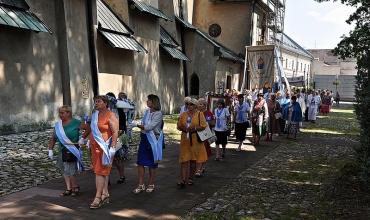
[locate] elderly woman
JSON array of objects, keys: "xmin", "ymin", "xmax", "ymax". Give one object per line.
[
  {"xmin": 129, "ymin": 94, "xmax": 164, "ymax": 193},
  {"xmin": 283, "ymin": 96, "xmax": 302, "ymax": 140},
  {"xmin": 214, "ymin": 99, "xmax": 231, "ymax": 160},
  {"xmin": 265, "ymin": 93, "xmax": 281, "ymax": 141},
  {"xmin": 177, "ymin": 98, "xmax": 207, "ymax": 186},
  {"xmin": 250, "ymin": 92, "xmax": 268, "ymax": 146},
  {"xmin": 48, "ymin": 105, "xmax": 90, "ymax": 197},
  {"xmin": 195, "ymin": 98, "xmax": 215, "ymax": 177},
  {"xmin": 89, "ymin": 95, "xmax": 119, "ymax": 209},
  {"xmin": 233, "ymin": 94, "xmax": 250, "ymax": 151},
  {"xmin": 179, "ymin": 96, "xmax": 191, "ymax": 118}
]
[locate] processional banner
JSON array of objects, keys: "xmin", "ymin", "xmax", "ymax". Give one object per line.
[{"xmin": 247, "ymin": 45, "xmax": 275, "ymax": 90}]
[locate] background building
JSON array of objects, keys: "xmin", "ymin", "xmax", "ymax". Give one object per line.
[{"xmin": 308, "ymin": 49, "xmax": 356, "ymax": 100}]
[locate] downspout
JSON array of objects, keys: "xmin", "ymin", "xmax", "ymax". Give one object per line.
[
  {"xmin": 179, "ymin": 0, "xmax": 189, "ymax": 96},
  {"xmin": 249, "ymin": 0, "xmax": 255, "ymax": 46},
  {"xmin": 86, "ymin": 0, "xmax": 99, "ymax": 96}
]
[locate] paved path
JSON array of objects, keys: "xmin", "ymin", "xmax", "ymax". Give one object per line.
[{"xmin": 0, "ymin": 129, "xmax": 285, "ymax": 220}]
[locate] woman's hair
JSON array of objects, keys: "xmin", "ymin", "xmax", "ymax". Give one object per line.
[
  {"xmin": 59, "ymin": 105, "xmax": 72, "ymax": 116},
  {"xmin": 148, "ymin": 94, "xmax": 161, "ymax": 111},
  {"xmin": 94, "ymin": 95, "xmax": 108, "ymax": 107},
  {"xmin": 216, "ymin": 98, "xmax": 226, "ymax": 108},
  {"xmin": 106, "ymin": 92, "xmax": 116, "ymax": 98},
  {"xmin": 237, "ymin": 94, "xmax": 244, "ymax": 99},
  {"xmin": 189, "ymin": 98, "xmax": 199, "ymax": 107},
  {"xmin": 270, "ymin": 93, "xmax": 276, "ymax": 99},
  {"xmin": 198, "ymin": 98, "xmax": 206, "ymax": 106},
  {"xmin": 291, "ymin": 96, "xmax": 297, "ymax": 100},
  {"xmin": 183, "ymin": 96, "xmax": 191, "ymax": 104}
]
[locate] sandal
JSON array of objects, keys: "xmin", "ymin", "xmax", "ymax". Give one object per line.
[
  {"xmin": 133, "ymin": 184, "xmax": 146, "ymax": 193},
  {"xmin": 177, "ymin": 180, "xmax": 186, "ymax": 187},
  {"xmin": 195, "ymin": 170, "xmax": 202, "ymax": 177},
  {"xmin": 214, "ymin": 157, "xmax": 220, "ymax": 161},
  {"xmin": 117, "ymin": 176, "xmax": 126, "ymax": 184},
  {"xmin": 220, "ymin": 154, "xmax": 225, "ymax": 159},
  {"xmin": 201, "ymin": 167, "xmax": 205, "ymax": 173},
  {"xmin": 146, "ymin": 184, "xmax": 155, "ymax": 193},
  {"xmin": 60, "ymin": 189, "xmax": 72, "ymax": 197},
  {"xmin": 90, "ymin": 197, "xmax": 102, "ymax": 209},
  {"xmin": 102, "ymin": 194, "xmax": 110, "ymax": 204},
  {"xmin": 187, "ymin": 178, "xmax": 194, "ymax": 186},
  {"xmin": 71, "ymin": 186, "xmax": 80, "ymax": 197}
]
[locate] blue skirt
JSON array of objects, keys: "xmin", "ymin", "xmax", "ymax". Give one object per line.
[{"xmin": 137, "ymin": 133, "xmax": 158, "ymax": 168}]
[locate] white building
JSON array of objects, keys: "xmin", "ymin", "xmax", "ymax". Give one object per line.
[{"xmin": 308, "ymin": 49, "xmax": 356, "ymax": 101}]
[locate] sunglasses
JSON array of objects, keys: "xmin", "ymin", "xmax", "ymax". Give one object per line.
[{"xmin": 186, "ymin": 103, "xmax": 195, "ymax": 106}]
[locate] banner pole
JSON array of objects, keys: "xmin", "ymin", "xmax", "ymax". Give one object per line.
[{"xmin": 240, "ymin": 46, "xmax": 248, "ymax": 93}]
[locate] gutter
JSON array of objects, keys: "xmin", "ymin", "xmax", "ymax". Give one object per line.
[
  {"xmin": 179, "ymin": 0, "xmax": 189, "ymax": 96},
  {"xmin": 249, "ymin": 0, "xmax": 255, "ymax": 46},
  {"xmin": 86, "ymin": 0, "xmax": 99, "ymax": 96}
]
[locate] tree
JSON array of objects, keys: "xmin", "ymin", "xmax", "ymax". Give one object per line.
[{"xmin": 315, "ymin": 0, "xmax": 370, "ymax": 183}]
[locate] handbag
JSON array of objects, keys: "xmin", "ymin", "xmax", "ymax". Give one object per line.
[
  {"xmin": 274, "ymin": 112, "xmax": 283, "ymax": 119},
  {"xmin": 62, "ymin": 146, "xmax": 78, "ymax": 162},
  {"xmin": 196, "ymin": 112, "xmax": 216, "ymax": 142},
  {"xmin": 197, "ymin": 123, "xmax": 215, "ymax": 141},
  {"xmin": 207, "ymin": 132, "xmax": 217, "ymax": 145},
  {"xmin": 274, "ymin": 102, "xmax": 282, "ymax": 119}
]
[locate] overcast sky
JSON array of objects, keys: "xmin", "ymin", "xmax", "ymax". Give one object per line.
[{"xmin": 284, "ymin": 0, "xmax": 356, "ymax": 50}]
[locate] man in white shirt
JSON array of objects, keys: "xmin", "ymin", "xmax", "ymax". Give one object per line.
[{"xmin": 308, "ymin": 90, "xmax": 321, "ymax": 123}]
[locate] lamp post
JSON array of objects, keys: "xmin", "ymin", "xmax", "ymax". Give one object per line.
[{"xmin": 335, "ymin": 74, "xmax": 338, "ymax": 94}]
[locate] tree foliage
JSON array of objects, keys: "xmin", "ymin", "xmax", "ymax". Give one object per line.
[{"xmin": 314, "ymin": 0, "xmax": 370, "ymax": 183}]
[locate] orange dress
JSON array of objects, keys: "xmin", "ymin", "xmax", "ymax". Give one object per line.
[
  {"xmin": 178, "ymin": 110, "xmax": 208, "ymax": 163},
  {"xmin": 90, "ymin": 111, "xmax": 114, "ymax": 176}
]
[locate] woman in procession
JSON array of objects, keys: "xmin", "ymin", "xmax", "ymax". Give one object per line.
[
  {"xmin": 129, "ymin": 94, "xmax": 164, "ymax": 193},
  {"xmin": 195, "ymin": 98, "xmax": 215, "ymax": 177},
  {"xmin": 233, "ymin": 94, "xmax": 250, "ymax": 151},
  {"xmin": 48, "ymin": 105, "xmax": 90, "ymax": 197},
  {"xmin": 89, "ymin": 95, "xmax": 119, "ymax": 209},
  {"xmin": 213, "ymin": 99, "xmax": 231, "ymax": 161},
  {"xmin": 250, "ymin": 92, "xmax": 268, "ymax": 146},
  {"xmin": 177, "ymin": 98, "xmax": 207, "ymax": 186}
]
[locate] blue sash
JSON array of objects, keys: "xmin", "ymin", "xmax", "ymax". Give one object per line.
[
  {"xmin": 55, "ymin": 120, "xmax": 85, "ymax": 171},
  {"xmin": 91, "ymin": 111, "xmax": 112, "ymax": 167},
  {"xmin": 238, "ymin": 104, "xmax": 246, "ymax": 121},
  {"xmin": 143, "ymin": 109, "xmax": 164, "ymax": 163},
  {"xmin": 216, "ymin": 108, "xmax": 224, "ymax": 128}
]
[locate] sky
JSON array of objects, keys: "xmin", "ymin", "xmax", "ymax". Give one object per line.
[{"xmin": 284, "ymin": 0, "xmax": 356, "ymax": 50}]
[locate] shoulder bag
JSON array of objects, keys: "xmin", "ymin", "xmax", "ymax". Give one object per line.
[
  {"xmin": 274, "ymin": 102, "xmax": 283, "ymax": 119},
  {"xmin": 62, "ymin": 145, "xmax": 78, "ymax": 162},
  {"xmin": 196, "ymin": 112, "xmax": 215, "ymax": 141}
]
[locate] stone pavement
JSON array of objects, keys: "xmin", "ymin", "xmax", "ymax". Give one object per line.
[{"xmin": 0, "ymin": 128, "xmax": 286, "ymax": 220}]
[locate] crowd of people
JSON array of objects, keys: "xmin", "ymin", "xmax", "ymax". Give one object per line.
[{"xmin": 47, "ymin": 87, "xmax": 339, "ymax": 209}]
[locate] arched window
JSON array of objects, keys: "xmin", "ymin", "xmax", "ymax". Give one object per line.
[{"xmin": 190, "ymin": 73, "xmax": 199, "ymax": 96}]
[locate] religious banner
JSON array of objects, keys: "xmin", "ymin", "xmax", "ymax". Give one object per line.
[{"xmin": 247, "ymin": 45, "xmax": 275, "ymax": 90}]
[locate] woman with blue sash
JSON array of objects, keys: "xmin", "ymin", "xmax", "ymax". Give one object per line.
[
  {"xmin": 48, "ymin": 105, "xmax": 90, "ymax": 197},
  {"xmin": 89, "ymin": 95, "xmax": 119, "ymax": 209},
  {"xmin": 283, "ymin": 96, "xmax": 302, "ymax": 140},
  {"xmin": 128, "ymin": 94, "xmax": 164, "ymax": 193}
]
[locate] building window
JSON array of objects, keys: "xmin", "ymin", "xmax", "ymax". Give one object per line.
[
  {"xmin": 190, "ymin": 73, "xmax": 199, "ymax": 96},
  {"xmin": 226, "ymin": 75, "xmax": 231, "ymax": 90}
]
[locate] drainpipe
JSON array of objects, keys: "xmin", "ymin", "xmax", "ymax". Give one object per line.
[
  {"xmin": 249, "ymin": 0, "xmax": 255, "ymax": 46},
  {"xmin": 179, "ymin": 0, "xmax": 189, "ymax": 96},
  {"xmin": 86, "ymin": 0, "xmax": 99, "ymax": 96}
]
